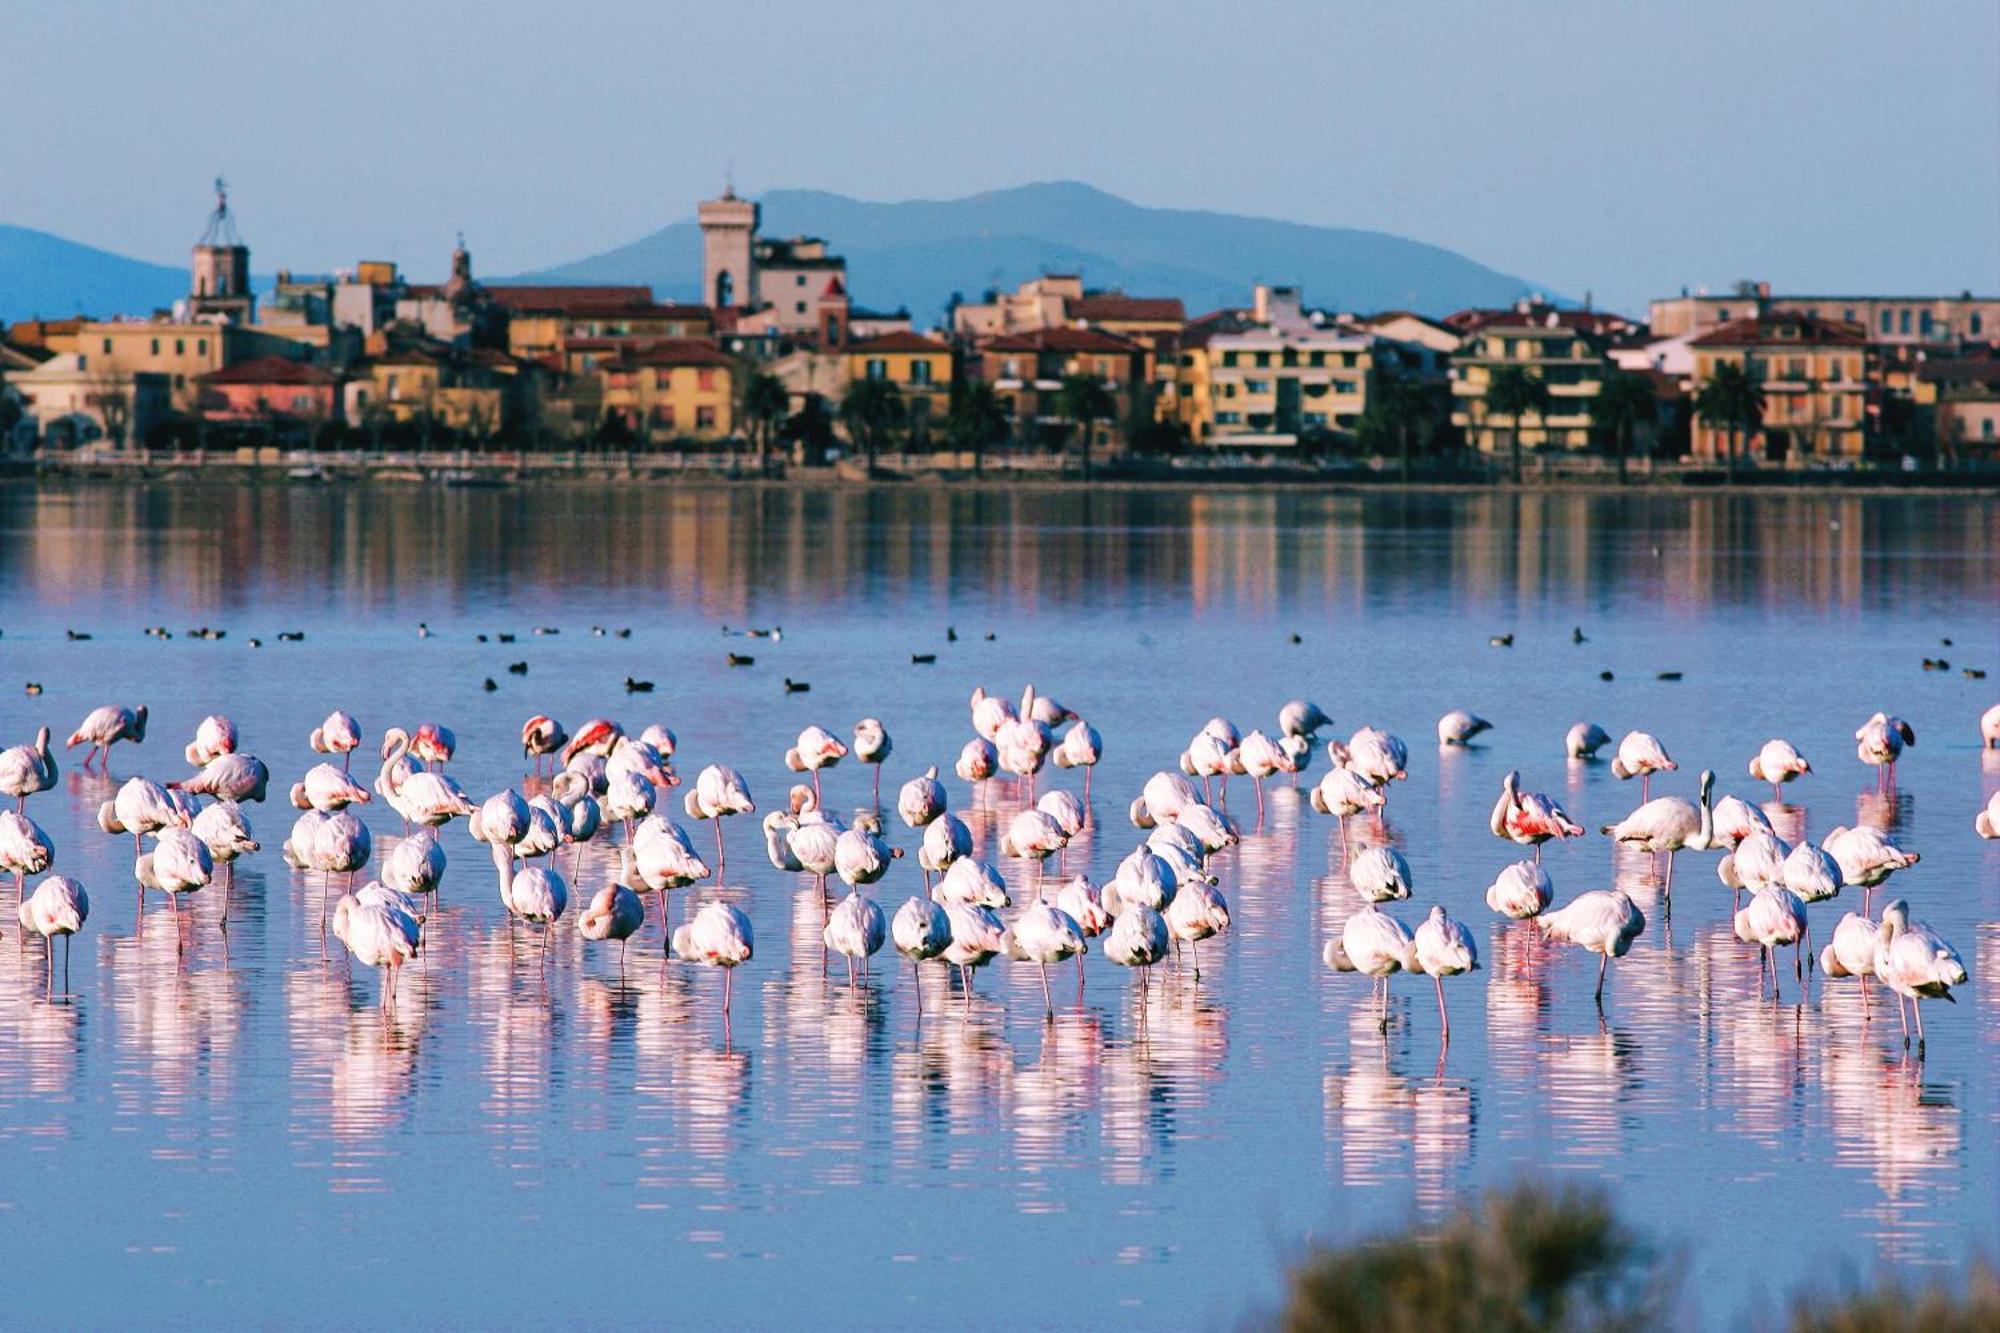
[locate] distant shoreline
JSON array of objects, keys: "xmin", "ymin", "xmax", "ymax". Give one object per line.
[{"xmin": 5, "ymin": 456, "xmax": 1999, "ymax": 498}]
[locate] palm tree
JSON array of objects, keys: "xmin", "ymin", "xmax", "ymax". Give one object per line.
[
  {"xmin": 1056, "ymin": 373, "xmax": 1116, "ymax": 480},
  {"xmin": 1591, "ymin": 372, "xmax": 1658, "ymax": 485},
  {"xmin": 946, "ymin": 380, "xmax": 1011, "ymax": 476},
  {"xmin": 741, "ymin": 371, "xmax": 789, "ymax": 474},
  {"xmin": 1484, "ymin": 365, "xmax": 1552, "ymax": 484},
  {"xmin": 1694, "ymin": 361, "xmax": 1763, "ymax": 483},
  {"xmin": 839, "ymin": 377, "xmax": 902, "ymax": 472},
  {"xmin": 1375, "ymin": 374, "xmax": 1439, "ymax": 482}
]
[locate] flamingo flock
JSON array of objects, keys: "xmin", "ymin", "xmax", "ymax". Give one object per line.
[{"xmin": 0, "ymin": 681, "xmax": 1986, "ymax": 1063}]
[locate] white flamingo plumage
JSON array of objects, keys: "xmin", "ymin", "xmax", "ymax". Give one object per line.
[
  {"xmin": 1103, "ymin": 902, "xmax": 1171, "ymax": 1007},
  {"xmin": 331, "ymin": 891, "xmax": 420, "ymax": 1006},
  {"xmin": 1236, "ymin": 729, "xmax": 1295, "ymax": 820},
  {"xmin": 940, "ymin": 902, "xmax": 1006, "ymax": 1004},
  {"xmin": 0, "ymin": 810, "xmax": 55, "ymax": 907},
  {"xmin": 19, "ymin": 874, "xmax": 88, "ymax": 991},
  {"xmin": 309, "ymin": 710, "xmax": 363, "ymax": 771},
  {"xmin": 1821, "ymin": 824, "xmax": 1920, "ymax": 914},
  {"xmin": 824, "ymin": 890, "xmax": 887, "ymax": 986},
  {"xmin": 1854, "ymin": 712, "xmax": 1915, "ymax": 786},
  {"xmin": 969, "ymin": 687, "xmax": 1017, "ymax": 743},
  {"xmin": 1819, "ymin": 910, "xmax": 1878, "ymax": 982},
  {"xmin": 1734, "ymin": 885, "xmax": 1808, "ymax": 996},
  {"xmin": 1163, "ymin": 881, "xmax": 1229, "ymax": 980},
  {"xmin": 183, "ymin": 714, "xmax": 238, "ymax": 767},
  {"xmin": 672, "ymin": 900, "xmax": 754, "ymax": 1015},
  {"xmin": 520, "ymin": 715, "xmax": 568, "ymax": 774},
  {"xmin": 1000, "ymin": 808, "xmax": 1068, "ymax": 894},
  {"xmin": 1413, "ymin": 904, "xmax": 1479, "ymax": 1039},
  {"xmin": 1747, "ymin": 738, "xmax": 1811, "ymax": 802},
  {"xmin": 176, "ymin": 752, "xmax": 271, "ymax": 804},
  {"xmin": 190, "ymin": 799, "xmax": 258, "ymax": 924},
  {"xmin": 1348, "ymin": 845, "xmax": 1412, "ymax": 903},
  {"xmin": 0, "ymin": 726, "xmax": 57, "ymax": 812},
  {"xmin": 1006, "ymin": 900, "xmax": 1087, "ymax": 1014},
  {"xmin": 382, "ymin": 828, "xmax": 447, "ymax": 902},
  {"xmin": 1323, "ymin": 902, "xmax": 1419, "ymax": 1032},
  {"xmin": 891, "ymin": 895, "xmax": 952, "ymax": 1014},
  {"xmin": 1490, "ymin": 770, "xmax": 1584, "ymax": 862},
  {"xmin": 290, "ymin": 762, "xmax": 371, "ymax": 813},
  {"xmin": 784, "ymin": 725, "xmax": 847, "ymax": 804},
  {"xmin": 1436, "ymin": 710, "xmax": 1492, "ymax": 748},
  {"xmin": 67, "ymin": 704, "xmax": 147, "ymax": 771},
  {"xmin": 98, "ymin": 776, "xmax": 187, "ymax": 856},
  {"xmin": 1871, "ymin": 899, "xmax": 1966, "ymax": 1052},
  {"xmin": 1601, "ymin": 768, "xmax": 1715, "ymax": 908},
  {"xmin": 897, "ymin": 767, "xmax": 947, "ymax": 829},
  {"xmin": 1980, "ymin": 702, "xmax": 2000, "ymax": 749},
  {"xmin": 851, "ymin": 718, "xmax": 892, "ymax": 810},
  {"xmin": 1610, "ymin": 730, "xmax": 1675, "ymax": 801},
  {"xmin": 504, "ymin": 865, "xmax": 569, "ymax": 970},
  {"xmin": 684, "ymin": 764, "xmax": 755, "ymax": 874},
  {"xmin": 1310, "ymin": 767, "xmax": 1385, "ymax": 859},
  {"xmin": 934, "ymin": 856, "xmax": 1010, "ymax": 909},
  {"xmin": 1537, "ymin": 889, "xmax": 1645, "ymax": 1003},
  {"xmin": 1565, "ymin": 722, "xmax": 1612, "ymax": 761},
  {"xmin": 1050, "ymin": 720, "xmax": 1103, "ymax": 809},
  {"xmin": 1977, "ymin": 791, "xmax": 2000, "ymax": 839},
  {"xmin": 1485, "ymin": 859, "xmax": 1554, "ymax": 920}
]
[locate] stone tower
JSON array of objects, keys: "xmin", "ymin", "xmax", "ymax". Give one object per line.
[
  {"xmin": 698, "ymin": 185, "xmax": 758, "ymax": 310},
  {"xmin": 189, "ymin": 177, "xmax": 254, "ymax": 323}
]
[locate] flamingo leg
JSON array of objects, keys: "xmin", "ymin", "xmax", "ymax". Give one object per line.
[
  {"xmin": 911, "ymin": 960, "xmax": 923, "ymax": 1017},
  {"xmin": 1190, "ymin": 939, "xmax": 1202, "ymax": 983},
  {"xmin": 714, "ymin": 819, "xmax": 726, "ymax": 880},
  {"xmin": 1434, "ymin": 974, "xmax": 1449, "ymax": 1038},
  {"xmin": 1039, "ymin": 963, "xmax": 1052, "ymax": 1018},
  {"xmin": 871, "ymin": 766, "xmax": 881, "ymax": 813},
  {"xmin": 1913, "ymin": 999, "xmax": 1925, "ymax": 1053},
  {"xmin": 1595, "ymin": 952, "xmax": 1609, "ymax": 1004},
  {"xmin": 1254, "ymin": 776, "xmax": 1265, "ymax": 828},
  {"xmin": 723, "ymin": 965, "xmax": 734, "ymax": 1014}
]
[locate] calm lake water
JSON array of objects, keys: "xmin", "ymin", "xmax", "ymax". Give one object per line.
[{"xmin": 0, "ymin": 482, "xmax": 1995, "ymax": 1328}]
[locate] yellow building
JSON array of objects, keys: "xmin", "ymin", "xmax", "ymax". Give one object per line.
[
  {"xmin": 344, "ymin": 345, "xmax": 524, "ymax": 436},
  {"xmin": 598, "ymin": 340, "xmax": 737, "ymax": 441},
  {"xmin": 1164, "ymin": 288, "xmax": 1374, "ymax": 447},
  {"xmin": 1687, "ymin": 314, "xmax": 1868, "ymax": 462},
  {"xmin": 1449, "ymin": 323, "xmax": 1611, "ymax": 452},
  {"xmin": 77, "ymin": 321, "xmax": 234, "ymax": 410},
  {"xmin": 846, "ymin": 331, "xmax": 953, "ymax": 425}
]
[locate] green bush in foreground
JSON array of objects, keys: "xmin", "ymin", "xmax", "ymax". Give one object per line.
[
  {"xmin": 1280, "ymin": 1183, "xmax": 1665, "ymax": 1332},
  {"xmin": 1278, "ymin": 1183, "xmax": 1993, "ymax": 1332}
]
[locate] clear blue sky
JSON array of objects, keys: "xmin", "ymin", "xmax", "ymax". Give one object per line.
[{"xmin": 6, "ymin": 0, "xmax": 1996, "ymax": 312}]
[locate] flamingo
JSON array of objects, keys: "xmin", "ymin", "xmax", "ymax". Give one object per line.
[
  {"xmin": 331, "ymin": 891, "xmax": 420, "ymax": 1007},
  {"xmin": 183, "ymin": 714, "xmax": 238, "ymax": 766},
  {"xmin": 834, "ymin": 818, "xmax": 901, "ymax": 894},
  {"xmin": 824, "ymin": 889, "xmax": 887, "ymax": 987},
  {"xmin": 149, "ymin": 827, "xmax": 214, "ymax": 933},
  {"xmin": 190, "ymin": 800, "xmax": 257, "ymax": 924},
  {"xmin": 1348, "ymin": 845, "xmax": 1413, "ymax": 903},
  {"xmin": 1164, "ymin": 881, "xmax": 1229, "ymax": 981},
  {"xmin": 1181, "ymin": 729, "xmax": 1233, "ymax": 806},
  {"xmin": 1734, "ymin": 886, "xmax": 1808, "ymax": 997},
  {"xmin": 550, "ymin": 771, "xmax": 603, "ymax": 877},
  {"xmin": 1822, "ymin": 825, "xmax": 1919, "ymax": 915},
  {"xmin": 1054, "ymin": 875, "xmax": 1109, "ymax": 989},
  {"xmin": 1601, "ymin": 769, "xmax": 1716, "ymax": 908},
  {"xmin": 1747, "ymin": 739, "xmax": 1811, "ymax": 803},
  {"xmin": 1323, "ymin": 902, "xmax": 1418, "ymax": 1032},
  {"xmin": 969, "ymin": 686, "xmax": 1017, "ymax": 743},
  {"xmin": 638, "ymin": 724, "xmax": 679, "ymax": 764},
  {"xmin": 1129, "ymin": 770, "xmax": 1201, "ymax": 829},
  {"xmin": 1413, "ymin": 905, "xmax": 1479, "ymax": 1039},
  {"xmin": 787, "ymin": 809, "xmax": 843, "ymax": 908},
  {"xmin": 955, "ymin": 736, "xmax": 999, "ymax": 799},
  {"xmin": 176, "ymin": 752, "xmax": 271, "ymax": 804},
  {"xmin": 1781, "ymin": 842, "xmax": 1843, "ymax": 965},
  {"xmin": 309, "ymin": 812, "xmax": 373, "ymax": 931},
  {"xmin": 1537, "ymin": 889, "xmax": 1645, "ymax": 1004},
  {"xmin": 98, "ymin": 776, "xmax": 187, "ymax": 856},
  {"xmin": 1490, "ymin": 770, "xmax": 1584, "ymax": 862},
  {"xmin": 1343, "ymin": 728, "xmax": 1409, "ymax": 809},
  {"xmin": 1036, "ymin": 791, "xmax": 1085, "ymax": 869},
  {"xmin": 505, "ymin": 865, "xmax": 569, "ymax": 971},
  {"xmin": 1026, "ymin": 688, "xmax": 1075, "ymax": 728},
  {"xmin": 630, "ymin": 817, "xmax": 712, "ymax": 927},
  {"xmin": 1485, "ymin": 859, "xmax": 1554, "ymax": 920},
  {"xmin": 1051, "ymin": 721, "xmax": 1103, "ymax": 810},
  {"xmin": 1435, "ymin": 710, "xmax": 1492, "ymax": 748},
  {"xmin": 382, "ymin": 828, "xmax": 447, "ymax": 905},
  {"xmin": 1872, "ymin": 899, "xmax": 1967, "ymax": 1052},
  {"xmin": 1006, "ymin": 900, "xmax": 1086, "ymax": 1015},
  {"xmin": 684, "ymin": 765, "xmax": 755, "ymax": 875},
  {"xmin": 897, "ymin": 767, "xmax": 947, "ymax": 830},
  {"xmin": 934, "ymin": 856, "xmax": 1010, "ymax": 910},
  {"xmin": 1981, "ymin": 702, "xmax": 2000, "ymax": 748},
  {"xmin": 891, "ymin": 895, "xmax": 952, "ymax": 1014},
  {"xmin": 1565, "ymin": 722, "xmax": 1612, "ymax": 761},
  {"xmin": 67, "ymin": 704, "xmax": 147, "ymax": 771},
  {"xmin": 19, "ymin": 874, "xmax": 88, "ymax": 991},
  {"xmin": 603, "ymin": 769, "xmax": 656, "ymax": 841},
  {"xmin": 1718, "ymin": 830, "xmax": 1791, "ymax": 910},
  {"xmin": 1854, "ymin": 712, "xmax": 1915, "ymax": 787},
  {"xmin": 784, "ymin": 725, "xmax": 848, "ymax": 805},
  {"xmin": 561, "ymin": 717, "xmax": 625, "ymax": 764},
  {"xmin": 1819, "ymin": 911, "xmax": 1879, "ymax": 987},
  {"xmin": 851, "ymin": 718, "xmax": 892, "ymax": 810},
  {"xmin": 1236, "ymin": 729, "xmax": 1295, "ymax": 822},
  {"xmin": 1610, "ymin": 730, "xmax": 1675, "ymax": 801},
  {"xmin": 1711, "ymin": 791, "xmax": 1775, "ymax": 847},
  {"xmin": 357, "ymin": 880, "xmax": 426, "ymax": 928},
  {"xmin": 290, "ymin": 762, "xmax": 370, "ymax": 813},
  {"xmin": 1978, "ymin": 791, "xmax": 2000, "ymax": 839},
  {"xmin": 578, "ymin": 858, "xmax": 646, "ymax": 972},
  {"xmin": 469, "ymin": 790, "xmax": 532, "ymax": 876},
  {"xmin": 0, "ymin": 726, "xmax": 57, "ymax": 812},
  {"xmin": 0, "ymin": 810, "xmax": 55, "ymax": 908},
  {"xmin": 1310, "ymin": 767, "xmax": 1385, "ymax": 859},
  {"xmin": 1000, "ymin": 808, "xmax": 1068, "ymax": 895},
  {"xmin": 672, "ymin": 901, "xmax": 755, "ymax": 1015},
  {"xmin": 1104, "ymin": 903, "xmax": 1171, "ymax": 1011},
  {"xmin": 607, "ymin": 735, "xmax": 675, "ymax": 792},
  {"xmin": 516, "ymin": 797, "xmax": 566, "ymax": 863},
  {"xmin": 1278, "ymin": 699, "xmax": 1331, "ymax": 743},
  {"xmin": 408, "ymin": 722, "xmax": 456, "ymax": 770},
  {"xmin": 521, "ymin": 715, "xmax": 568, "ymax": 775},
  {"xmin": 1103, "ymin": 845, "xmax": 1175, "ymax": 917},
  {"xmin": 997, "ymin": 714, "xmax": 1053, "ymax": 800},
  {"xmin": 309, "ymin": 710, "xmax": 363, "ymax": 772}
]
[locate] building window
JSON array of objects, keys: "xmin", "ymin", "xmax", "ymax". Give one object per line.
[
  {"xmin": 175, "ymin": 339, "xmax": 185, "ymax": 355},
  {"xmin": 1920, "ymin": 312, "xmax": 1934, "ymax": 336},
  {"xmin": 1972, "ymin": 312, "xmax": 1985, "ymax": 335},
  {"xmin": 795, "ymin": 302, "xmax": 806, "ymax": 314},
  {"xmin": 1003, "ymin": 358, "xmax": 1020, "ymax": 379},
  {"xmin": 1245, "ymin": 379, "xmax": 1270, "ymax": 394},
  {"xmin": 657, "ymin": 405, "xmax": 676, "ymax": 430},
  {"xmin": 1983, "ymin": 418, "xmax": 1995, "ymax": 440},
  {"xmin": 1341, "ymin": 352, "xmax": 1357, "ymax": 368},
  {"xmin": 910, "ymin": 360, "xmax": 932, "ymax": 384},
  {"xmin": 1879, "ymin": 310, "xmax": 1893, "ymax": 334},
  {"xmin": 1254, "ymin": 352, "xmax": 1270, "ymax": 368},
  {"xmin": 697, "ymin": 369, "xmax": 716, "ymax": 391},
  {"xmin": 866, "ymin": 359, "xmax": 887, "ymax": 381},
  {"xmin": 103, "ymin": 338, "xmax": 112, "ymax": 353},
  {"xmin": 1826, "ymin": 397, "xmax": 1842, "ymax": 421},
  {"xmin": 696, "ymin": 406, "xmax": 716, "ymax": 430},
  {"xmin": 1787, "ymin": 357, "xmax": 1806, "ymax": 379},
  {"xmin": 1844, "ymin": 308, "xmax": 1857, "ymax": 323},
  {"xmin": 1308, "ymin": 351, "xmax": 1325, "ymax": 367},
  {"xmin": 1281, "ymin": 346, "xmax": 1298, "ymax": 367},
  {"xmin": 796, "ymin": 275, "xmax": 806, "ymax": 286},
  {"xmin": 1899, "ymin": 309, "xmax": 1911, "ymax": 335},
  {"xmin": 1221, "ymin": 351, "xmax": 1237, "ymax": 367},
  {"xmin": 1216, "ymin": 411, "xmax": 1242, "ymax": 425},
  {"xmin": 151, "ymin": 338, "xmax": 160, "ymax": 355},
  {"xmin": 1717, "ymin": 309, "xmax": 1730, "ymax": 322},
  {"xmin": 198, "ymin": 339, "xmax": 208, "ymax": 355}
]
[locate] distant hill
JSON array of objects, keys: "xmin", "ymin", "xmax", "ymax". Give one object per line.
[
  {"xmin": 0, "ymin": 225, "xmax": 194, "ymax": 322},
  {"xmin": 520, "ymin": 181, "xmax": 1551, "ymax": 321}
]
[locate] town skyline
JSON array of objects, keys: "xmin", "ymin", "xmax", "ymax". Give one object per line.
[{"xmin": 4, "ymin": 1, "xmax": 1995, "ymax": 313}]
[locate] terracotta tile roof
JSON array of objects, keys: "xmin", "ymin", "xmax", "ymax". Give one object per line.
[
  {"xmin": 622, "ymin": 339, "xmax": 736, "ymax": 369},
  {"xmin": 1358, "ymin": 310, "xmax": 1458, "ymax": 335},
  {"xmin": 1069, "ymin": 295, "xmax": 1185, "ymax": 323},
  {"xmin": 979, "ymin": 327, "xmax": 1139, "ymax": 354},
  {"xmin": 1688, "ymin": 314, "xmax": 1868, "ymax": 348},
  {"xmin": 1916, "ymin": 354, "xmax": 2000, "ymax": 387},
  {"xmin": 198, "ymin": 355, "xmax": 335, "ymax": 386},
  {"xmin": 484, "ymin": 286, "xmax": 712, "ymax": 321},
  {"xmin": 848, "ymin": 331, "xmax": 949, "ymax": 354}
]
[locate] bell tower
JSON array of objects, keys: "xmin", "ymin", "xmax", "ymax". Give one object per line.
[
  {"xmin": 190, "ymin": 177, "xmax": 255, "ymax": 323},
  {"xmin": 699, "ymin": 184, "xmax": 758, "ymax": 311}
]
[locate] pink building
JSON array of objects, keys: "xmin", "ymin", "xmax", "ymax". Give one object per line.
[{"xmin": 196, "ymin": 356, "xmax": 339, "ymax": 424}]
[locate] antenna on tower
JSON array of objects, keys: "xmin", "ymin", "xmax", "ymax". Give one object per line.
[
  {"xmin": 724, "ymin": 157, "xmax": 736, "ymax": 198},
  {"xmin": 199, "ymin": 175, "xmax": 242, "ymax": 246}
]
